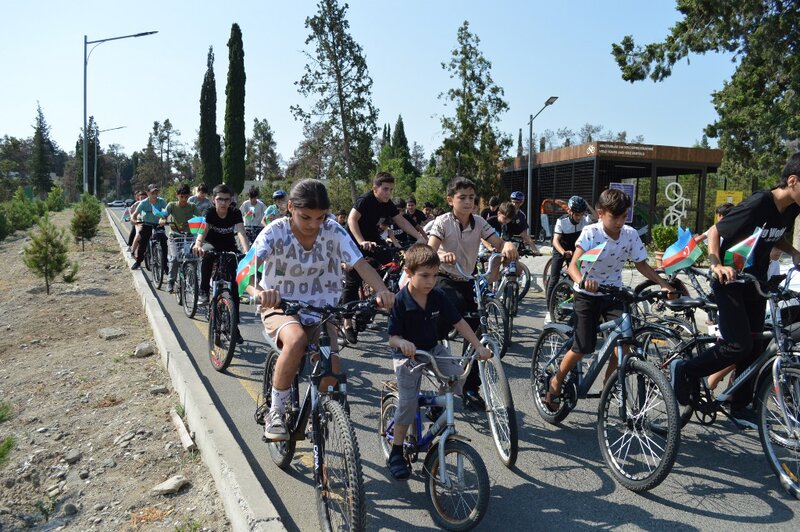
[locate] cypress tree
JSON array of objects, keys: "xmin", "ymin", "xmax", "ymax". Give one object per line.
[
  {"xmin": 223, "ymin": 23, "xmax": 246, "ymax": 194},
  {"xmin": 30, "ymin": 103, "xmax": 53, "ymax": 198},
  {"xmin": 199, "ymin": 47, "xmax": 222, "ymax": 187}
]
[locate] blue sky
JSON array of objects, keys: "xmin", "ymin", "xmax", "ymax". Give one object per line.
[{"xmin": 0, "ymin": 0, "xmax": 736, "ymax": 165}]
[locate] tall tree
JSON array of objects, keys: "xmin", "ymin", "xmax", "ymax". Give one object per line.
[
  {"xmin": 246, "ymin": 117, "xmax": 282, "ymax": 182},
  {"xmin": 29, "ymin": 103, "xmax": 53, "ymax": 198},
  {"xmin": 199, "ymin": 46, "xmax": 223, "ymax": 188},
  {"xmin": 292, "ymin": 0, "xmax": 378, "ymax": 201},
  {"xmin": 438, "ymin": 21, "xmax": 511, "ymax": 199},
  {"xmin": 611, "ymin": 0, "xmax": 800, "ymax": 182},
  {"xmin": 285, "ymin": 121, "xmax": 334, "ymax": 182},
  {"xmin": 223, "ymin": 23, "xmax": 247, "ymax": 194},
  {"xmin": 516, "ymin": 128, "xmax": 524, "ymax": 158}
]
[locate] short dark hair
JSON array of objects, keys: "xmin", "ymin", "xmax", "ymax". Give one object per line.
[
  {"xmin": 134, "ymin": 190, "xmax": 143, "ymax": 197},
  {"xmin": 779, "ymin": 152, "xmax": 800, "ymax": 187},
  {"xmin": 446, "ymin": 177, "xmax": 476, "ymax": 197},
  {"xmin": 289, "ymin": 178, "xmax": 330, "ymax": 210},
  {"xmin": 597, "ymin": 188, "xmax": 631, "ymax": 216},
  {"xmin": 212, "ymin": 184, "xmax": 232, "ymax": 197},
  {"xmin": 337, "ymin": 209, "xmax": 348, "ymax": 216},
  {"xmin": 407, "ymin": 195, "xmax": 417, "ymax": 205},
  {"xmin": 489, "ymin": 195, "xmax": 500, "ymax": 207},
  {"xmin": 716, "ymin": 202, "xmax": 734, "ymax": 217},
  {"xmin": 374, "ymin": 171, "xmax": 395, "ymax": 187},
  {"xmin": 404, "ymin": 244, "xmax": 440, "ymax": 272},
  {"xmin": 393, "ymin": 197, "xmax": 406, "ymax": 210},
  {"xmin": 424, "ymin": 202, "xmax": 434, "ymax": 209},
  {"xmin": 176, "ymin": 184, "xmax": 191, "ymax": 195},
  {"xmin": 248, "ymin": 186, "xmax": 260, "ymax": 198},
  {"xmin": 197, "ymin": 183, "xmax": 209, "ymax": 193},
  {"xmin": 497, "ymin": 201, "xmax": 516, "ymax": 218}
]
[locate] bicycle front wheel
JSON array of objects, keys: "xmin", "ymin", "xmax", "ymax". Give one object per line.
[
  {"xmin": 480, "ymin": 340, "xmax": 518, "ymax": 468},
  {"xmin": 208, "ymin": 290, "xmax": 238, "ymax": 372},
  {"xmin": 756, "ymin": 365, "xmax": 800, "ymax": 500},
  {"xmin": 517, "ymin": 262, "xmax": 531, "ymax": 300},
  {"xmin": 425, "ymin": 439, "xmax": 490, "ymax": 531},
  {"xmin": 316, "ymin": 399, "xmax": 366, "ymax": 532},
  {"xmin": 143, "ymin": 244, "xmax": 152, "ymax": 271},
  {"xmin": 548, "ymin": 279, "xmax": 574, "ymax": 324},
  {"xmin": 152, "ymin": 245, "xmax": 164, "ymax": 289},
  {"xmin": 541, "ymin": 257, "xmax": 552, "ymax": 300},
  {"xmin": 484, "ymin": 298, "xmax": 509, "ymax": 358},
  {"xmin": 182, "ymin": 263, "xmax": 199, "ymax": 319},
  {"xmin": 597, "ymin": 357, "xmax": 680, "ymax": 492}
]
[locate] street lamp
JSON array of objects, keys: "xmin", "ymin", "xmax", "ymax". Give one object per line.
[
  {"xmin": 527, "ymin": 96, "xmax": 558, "ymax": 228},
  {"xmin": 94, "ymin": 126, "xmax": 126, "ymax": 199},
  {"xmin": 83, "ymin": 31, "xmax": 157, "ymax": 195}
]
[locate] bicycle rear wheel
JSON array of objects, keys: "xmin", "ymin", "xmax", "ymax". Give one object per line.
[
  {"xmin": 424, "ymin": 439, "xmax": 490, "ymax": 531},
  {"xmin": 316, "ymin": 399, "xmax": 366, "ymax": 532},
  {"xmin": 152, "ymin": 245, "xmax": 164, "ymax": 289},
  {"xmin": 480, "ymin": 339, "xmax": 518, "ymax": 468},
  {"xmin": 756, "ymin": 365, "xmax": 800, "ymax": 500},
  {"xmin": 182, "ymin": 263, "xmax": 199, "ymax": 319},
  {"xmin": 208, "ymin": 290, "xmax": 238, "ymax": 372},
  {"xmin": 597, "ymin": 357, "xmax": 679, "ymax": 492},
  {"xmin": 484, "ymin": 299, "xmax": 509, "ymax": 358},
  {"xmin": 541, "ymin": 257, "xmax": 553, "ymax": 300}
]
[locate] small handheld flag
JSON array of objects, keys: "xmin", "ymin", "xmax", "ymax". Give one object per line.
[
  {"xmin": 723, "ymin": 226, "xmax": 762, "ymax": 270},
  {"xmin": 188, "ymin": 216, "xmax": 206, "ymax": 235},
  {"xmin": 152, "ymin": 204, "xmax": 168, "ymax": 217},
  {"xmin": 244, "ymin": 210, "xmax": 254, "ymax": 222},
  {"xmin": 662, "ymin": 227, "xmax": 703, "ymax": 276},
  {"xmin": 122, "ymin": 207, "xmax": 131, "ymax": 222},
  {"xmin": 577, "ymin": 241, "xmax": 607, "ymax": 268},
  {"xmin": 236, "ymin": 247, "xmax": 265, "ymax": 297}
]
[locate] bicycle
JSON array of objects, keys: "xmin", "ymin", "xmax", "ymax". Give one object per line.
[
  {"xmin": 244, "ymin": 225, "xmax": 262, "ymax": 245},
  {"xmin": 171, "ymin": 233, "xmax": 200, "ymax": 319},
  {"xmin": 451, "ymin": 262, "xmax": 518, "ymax": 467},
  {"xmin": 203, "ymin": 250, "xmax": 242, "ymax": 372},
  {"xmin": 530, "ymin": 284, "xmax": 680, "ymax": 492},
  {"xmin": 354, "ymin": 244, "xmax": 409, "ymax": 332},
  {"xmin": 256, "ymin": 299, "xmax": 376, "ymax": 531},
  {"xmin": 139, "ymin": 223, "xmax": 168, "ymax": 289},
  {"xmin": 379, "ymin": 350, "xmax": 490, "ymax": 531}
]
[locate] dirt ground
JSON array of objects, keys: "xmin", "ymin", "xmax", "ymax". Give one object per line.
[{"xmin": 0, "ymin": 210, "xmax": 229, "ymax": 530}]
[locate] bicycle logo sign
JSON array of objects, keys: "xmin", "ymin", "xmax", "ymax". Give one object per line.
[{"xmin": 662, "ymin": 182, "xmax": 690, "ymax": 226}]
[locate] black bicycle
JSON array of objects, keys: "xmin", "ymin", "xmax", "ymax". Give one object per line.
[
  {"xmin": 256, "ymin": 299, "xmax": 377, "ymax": 531},
  {"xmin": 203, "ymin": 250, "xmax": 241, "ymax": 372},
  {"xmin": 141, "ymin": 223, "xmax": 168, "ymax": 289},
  {"xmin": 171, "ymin": 233, "xmax": 199, "ymax": 319}
]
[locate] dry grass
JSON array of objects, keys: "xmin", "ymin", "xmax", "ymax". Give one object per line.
[{"xmin": 128, "ymin": 506, "xmax": 168, "ymax": 526}]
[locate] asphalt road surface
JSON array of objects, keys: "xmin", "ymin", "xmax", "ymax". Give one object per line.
[{"xmin": 110, "ymin": 209, "xmax": 799, "ymax": 531}]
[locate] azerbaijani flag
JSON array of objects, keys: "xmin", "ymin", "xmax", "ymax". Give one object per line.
[
  {"xmin": 724, "ymin": 226, "xmax": 762, "ymax": 270},
  {"xmin": 662, "ymin": 227, "xmax": 703, "ymax": 276},
  {"xmin": 188, "ymin": 216, "xmax": 206, "ymax": 235},
  {"xmin": 152, "ymin": 204, "xmax": 168, "ymax": 217},
  {"xmin": 122, "ymin": 207, "xmax": 131, "ymax": 222},
  {"xmin": 578, "ymin": 241, "xmax": 607, "ymax": 268},
  {"xmin": 236, "ymin": 247, "xmax": 262, "ymax": 296},
  {"xmin": 244, "ymin": 209, "xmax": 255, "ymax": 223}
]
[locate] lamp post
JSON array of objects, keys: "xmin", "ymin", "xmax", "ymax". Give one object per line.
[
  {"xmin": 94, "ymin": 126, "xmax": 126, "ymax": 199},
  {"xmin": 527, "ymin": 96, "xmax": 558, "ymax": 228},
  {"xmin": 83, "ymin": 31, "xmax": 157, "ymax": 195}
]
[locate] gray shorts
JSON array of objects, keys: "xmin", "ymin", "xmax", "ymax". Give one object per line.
[{"xmin": 392, "ymin": 343, "xmax": 464, "ymax": 426}]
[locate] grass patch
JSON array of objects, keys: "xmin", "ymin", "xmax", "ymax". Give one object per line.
[
  {"xmin": 175, "ymin": 518, "xmax": 202, "ymax": 532},
  {"xmin": 175, "ymin": 402, "xmax": 186, "ymax": 418},
  {"xmin": 0, "ymin": 435, "xmax": 16, "ymax": 467},
  {"xmin": 0, "ymin": 401, "xmax": 12, "ymax": 423}
]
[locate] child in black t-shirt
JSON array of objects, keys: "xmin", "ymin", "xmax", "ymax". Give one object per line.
[
  {"xmin": 386, "ymin": 244, "xmax": 490, "ymax": 480},
  {"xmin": 672, "ymin": 152, "xmax": 800, "ymax": 427}
]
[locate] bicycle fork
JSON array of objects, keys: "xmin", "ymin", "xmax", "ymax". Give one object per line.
[{"xmin": 435, "ymin": 393, "xmax": 456, "ymax": 488}]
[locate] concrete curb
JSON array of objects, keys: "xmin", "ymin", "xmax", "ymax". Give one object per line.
[{"xmin": 106, "ymin": 211, "xmax": 284, "ymax": 532}]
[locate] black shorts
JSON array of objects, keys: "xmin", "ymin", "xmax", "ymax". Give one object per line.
[{"xmin": 572, "ymin": 292, "xmax": 624, "ymax": 355}]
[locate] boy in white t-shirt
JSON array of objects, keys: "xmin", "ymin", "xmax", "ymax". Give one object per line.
[
  {"xmin": 248, "ymin": 179, "xmax": 394, "ymax": 441},
  {"xmin": 544, "ymin": 188, "xmax": 675, "ymax": 410}
]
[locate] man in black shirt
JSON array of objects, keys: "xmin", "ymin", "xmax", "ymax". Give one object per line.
[
  {"xmin": 672, "ymin": 152, "xmax": 800, "ymax": 427},
  {"xmin": 343, "ymin": 172, "xmax": 427, "ymax": 342},
  {"xmin": 480, "ymin": 195, "xmax": 500, "ymax": 220},
  {"xmin": 485, "ymin": 201, "xmax": 539, "ymax": 251}
]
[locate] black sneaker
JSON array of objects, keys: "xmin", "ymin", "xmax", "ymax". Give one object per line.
[
  {"xmin": 344, "ymin": 327, "xmax": 358, "ymax": 345},
  {"xmin": 168, "ymin": 282, "xmax": 175, "ymax": 293},
  {"xmin": 730, "ymin": 406, "xmax": 758, "ymax": 430},
  {"xmin": 234, "ymin": 327, "xmax": 244, "ymax": 345},
  {"xmin": 131, "ymin": 261, "xmax": 141, "ymax": 270},
  {"xmin": 670, "ymin": 359, "xmax": 690, "ymax": 406}
]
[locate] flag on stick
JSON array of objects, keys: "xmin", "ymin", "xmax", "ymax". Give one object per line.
[
  {"xmin": 151, "ymin": 204, "xmax": 168, "ymax": 217},
  {"xmin": 188, "ymin": 216, "xmax": 206, "ymax": 235},
  {"xmin": 122, "ymin": 207, "xmax": 130, "ymax": 222},
  {"xmin": 662, "ymin": 227, "xmax": 703, "ymax": 276},
  {"xmin": 236, "ymin": 247, "xmax": 259, "ymax": 296},
  {"xmin": 577, "ymin": 241, "xmax": 607, "ymax": 268},
  {"xmin": 723, "ymin": 226, "xmax": 763, "ymax": 270}
]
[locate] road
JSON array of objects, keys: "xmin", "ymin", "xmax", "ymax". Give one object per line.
[{"xmin": 110, "ymin": 209, "xmax": 799, "ymax": 531}]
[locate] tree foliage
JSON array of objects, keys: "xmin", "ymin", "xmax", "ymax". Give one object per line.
[
  {"xmin": 292, "ymin": 0, "xmax": 378, "ymax": 200},
  {"xmin": 246, "ymin": 117, "xmax": 282, "ymax": 183},
  {"xmin": 70, "ymin": 203, "xmax": 99, "ymax": 251},
  {"xmin": 4, "ymin": 187, "xmax": 37, "ymax": 232},
  {"xmin": 23, "ymin": 213, "xmax": 72, "ymax": 295},
  {"xmin": 438, "ymin": 21, "xmax": 511, "ymax": 200},
  {"xmin": 29, "ymin": 103, "xmax": 53, "ymax": 198},
  {"xmin": 611, "ymin": 0, "xmax": 800, "ymax": 180},
  {"xmin": 199, "ymin": 46, "xmax": 223, "ymax": 188},
  {"xmin": 46, "ymin": 184, "xmax": 66, "ymax": 212},
  {"xmin": 223, "ymin": 23, "xmax": 247, "ymax": 194}
]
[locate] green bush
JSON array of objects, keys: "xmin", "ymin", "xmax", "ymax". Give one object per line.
[
  {"xmin": 0, "ymin": 208, "xmax": 9, "ymax": 242},
  {"xmin": 78, "ymin": 193, "xmax": 102, "ymax": 226},
  {"xmin": 71, "ymin": 206, "xmax": 99, "ymax": 251},
  {"xmin": 651, "ymin": 224, "xmax": 678, "ymax": 252},
  {"xmin": 34, "ymin": 198, "xmax": 47, "ymax": 218},
  {"xmin": 24, "ymin": 213, "xmax": 73, "ymax": 295},
  {"xmin": 5, "ymin": 188, "xmax": 36, "ymax": 232},
  {"xmin": 46, "ymin": 185, "xmax": 66, "ymax": 212}
]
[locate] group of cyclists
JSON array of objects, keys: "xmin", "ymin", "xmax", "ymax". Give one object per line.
[{"xmin": 123, "ymin": 150, "xmax": 800, "ymax": 524}]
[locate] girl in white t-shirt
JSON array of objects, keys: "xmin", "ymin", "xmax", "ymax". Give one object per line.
[{"xmin": 247, "ymin": 179, "xmax": 394, "ymax": 441}]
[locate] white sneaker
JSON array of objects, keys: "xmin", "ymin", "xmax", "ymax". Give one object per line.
[
  {"xmin": 264, "ymin": 409, "xmax": 289, "ymax": 441},
  {"xmin": 544, "ymin": 312, "xmax": 552, "ymax": 324}
]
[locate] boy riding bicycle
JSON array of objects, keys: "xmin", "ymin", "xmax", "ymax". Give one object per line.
[
  {"xmin": 247, "ymin": 179, "xmax": 394, "ymax": 441},
  {"xmin": 162, "ymin": 183, "xmax": 198, "ymax": 293},
  {"xmin": 545, "ymin": 188, "xmax": 675, "ymax": 410},
  {"xmin": 546, "ymin": 195, "xmax": 596, "ymax": 305},
  {"xmin": 386, "ymin": 244, "xmax": 491, "ymax": 480}
]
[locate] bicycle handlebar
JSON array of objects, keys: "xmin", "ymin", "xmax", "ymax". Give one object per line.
[
  {"xmin": 260, "ymin": 297, "xmax": 378, "ymax": 321},
  {"xmin": 408, "ymin": 350, "xmax": 476, "ymax": 382}
]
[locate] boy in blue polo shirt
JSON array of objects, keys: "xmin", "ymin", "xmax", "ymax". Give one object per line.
[{"xmin": 387, "ymin": 244, "xmax": 491, "ymax": 480}]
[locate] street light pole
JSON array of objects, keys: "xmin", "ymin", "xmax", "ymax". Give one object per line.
[
  {"xmin": 94, "ymin": 126, "xmax": 126, "ymax": 199},
  {"xmin": 526, "ymin": 96, "xmax": 558, "ymax": 229},
  {"xmin": 83, "ymin": 31, "xmax": 157, "ymax": 195}
]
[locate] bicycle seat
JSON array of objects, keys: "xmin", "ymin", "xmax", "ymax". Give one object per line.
[{"xmin": 664, "ymin": 297, "xmax": 706, "ymax": 310}]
